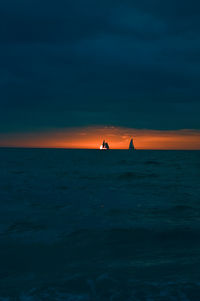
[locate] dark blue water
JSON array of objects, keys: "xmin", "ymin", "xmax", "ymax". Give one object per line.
[{"xmin": 0, "ymin": 149, "xmax": 200, "ymax": 300}]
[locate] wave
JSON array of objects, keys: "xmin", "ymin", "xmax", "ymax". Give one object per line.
[
  {"xmin": 1, "ymin": 280, "xmax": 200, "ymax": 300},
  {"xmin": 144, "ymin": 160, "xmax": 161, "ymax": 165},
  {"xmin": 117, "ymin": 171, "xmax": 158, "ymax": 180}
]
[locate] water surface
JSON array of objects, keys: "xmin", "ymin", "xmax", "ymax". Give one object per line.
[{"xmin": 0, "ymin": 149, "xmax": 200, "ymax": 300}]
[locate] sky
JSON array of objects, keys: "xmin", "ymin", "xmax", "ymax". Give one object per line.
[
  {"xmin": 1, "ymin": 127, "xmax": 200, "ymax": 150},
  {"xmin": 0, "ymin": 0, "xmax": 200, "ymax": 148}
]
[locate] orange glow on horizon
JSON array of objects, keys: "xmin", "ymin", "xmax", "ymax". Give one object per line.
[{"xmin": 0, "ymin": 126, "xmax": 200, "ymax": 150}]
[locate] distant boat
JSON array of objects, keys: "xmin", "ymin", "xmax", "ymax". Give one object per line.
[
  {"xmin": 100, "ymin": 140, "xmax": 110, "ymax": 150},
  {"xmin": 129, "ymin": 138, "xmax": 135, "ymax": 150}
]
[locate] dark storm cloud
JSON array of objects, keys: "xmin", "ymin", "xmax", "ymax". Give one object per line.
[{"xmin": 0, "ymin": 0, "xmax": 200, "ymax": 132}]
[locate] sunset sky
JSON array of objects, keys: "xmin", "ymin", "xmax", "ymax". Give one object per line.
[
  {"xmin": 0, "ymin": 0, "xmax": 200, "ymax": 149},
  {"xmin": 0, "ymin": 127, "xmax": 200, "ymax": 150}
]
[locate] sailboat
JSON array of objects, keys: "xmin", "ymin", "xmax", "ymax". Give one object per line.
[
  {"xmin": 129, "ymin": 138, "xmax": 135, "ymax": 150},
  {"xmin": 100, "ymin": 140, "xmax": 110, "ymax": 150}
]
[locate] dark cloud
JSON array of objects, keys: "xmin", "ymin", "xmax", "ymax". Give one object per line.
[{"xmin": 0, "ymin": 0, "xmax": 200, "ymax": 132}]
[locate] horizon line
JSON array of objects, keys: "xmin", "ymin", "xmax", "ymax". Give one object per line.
[
  {"xmin": 0, "ymin": 146, "xmax": 200, "ymax": 151},
  {"xmin": 1, "ymin": 126, "xmax": 200, "ymax": 150}
]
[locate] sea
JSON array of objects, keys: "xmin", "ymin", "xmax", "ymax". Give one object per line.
[{"xmin": 0, "ymin": 148, "xmax": 200, "ymax": 300}]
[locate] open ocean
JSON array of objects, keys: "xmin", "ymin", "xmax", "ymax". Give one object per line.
[{"xmin": 0, "ymin": 148, "xmax": 200, "ymax": 300}]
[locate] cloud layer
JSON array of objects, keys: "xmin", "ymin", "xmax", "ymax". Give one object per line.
[{"xmin": 0, "ymin": 0, "xmax": 200, "ymax": 132}]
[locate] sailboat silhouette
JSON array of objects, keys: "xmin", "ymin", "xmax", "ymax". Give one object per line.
[
  {"xmin": 100, "ymin": 140, "xmax": 110, "ymax": 150},
  {"xmin": 129, "ymin": 138, "xmax": 135, "ymax": 150}
]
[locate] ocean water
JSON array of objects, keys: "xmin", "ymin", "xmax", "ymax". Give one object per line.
[{"xmin": 0, "ymin": 148, "xmax": 200, "ymax": 300}]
